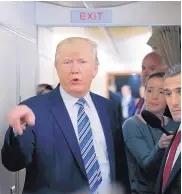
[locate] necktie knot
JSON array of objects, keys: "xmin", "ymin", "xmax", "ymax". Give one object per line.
[{"xmin": 76, "ymin": 98, "xmax": 86, "ymax": 107}]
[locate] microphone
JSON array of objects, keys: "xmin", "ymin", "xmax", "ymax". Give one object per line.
[{"xmin": 141, "ymin": 110, "xmax": 172, "ymax": 136}]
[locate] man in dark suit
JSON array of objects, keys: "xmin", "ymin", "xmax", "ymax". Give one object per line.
[
  {"xmin": 121, "ymin": 85, "xmax": 136, "ymax": 123},
  {"xmin": 1, "ymin": 37, "xmax": 130, "ymax": 194},
  {"xmin": 134, "ymin": 52, "xmax": 171, "ymax": 118},
  {"xmin": 155, "ymin": 64, "xmax": 181, "ymax": 194}
]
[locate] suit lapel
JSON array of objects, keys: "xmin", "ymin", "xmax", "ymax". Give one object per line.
[
  {"xmin": 49, "ymin": 86, "xmax": 87, "ymax": 178},
  {"xmin": 163, "ymin": 153, "xmax": 181, "ymax": 193},
  {"xmin": 128, "ymin": 97, "xmax": 132, "ymax": 110},
  {"xmin": 158, "ymin": 128, "xmax": 180, "ymax": 193},
  {"xmin": 90, "ymin": 93, "xmax": 115, "ymax": 181},
  {"xmin": 155, "ymin": 136, "xmax": 174, "ymax": 194}
]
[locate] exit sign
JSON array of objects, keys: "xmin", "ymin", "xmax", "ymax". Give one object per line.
[{"xmin": 71, "ymin": 9, "xmax": 112, "ymax": 24}]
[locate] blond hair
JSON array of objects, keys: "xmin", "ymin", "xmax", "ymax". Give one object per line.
[{"xmin": 54, "ymin": 37, "xmax": 99, "ymax": 66}]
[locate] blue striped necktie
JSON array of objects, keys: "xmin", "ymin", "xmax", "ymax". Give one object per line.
[{"xmin": 76, "ymin": 98, "xmax": 102, "ymax": 193}]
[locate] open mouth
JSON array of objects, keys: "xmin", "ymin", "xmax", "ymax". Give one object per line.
[
  {"xmin": 71, "ymin": 78, "xmax": 80, "ymax": 84},
  {"xmin": 151, "ymin": 103, "xmax": 159, "ymax": 106}
]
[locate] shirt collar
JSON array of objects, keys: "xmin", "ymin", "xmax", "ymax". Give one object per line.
[
  {"xmin": 123, "ymin": 94, "xmax": 131, "ymax": 102},
  {"xmin": 126, "ymin": 94, "xmax": 131, "ymax": 100},
  {"xmin": 59, "ymin": 85, "xmax": 91, "ymax": 108},
  {"xmin": 178, "ymin": 124, "xmax": 181, "ymax": 131}
]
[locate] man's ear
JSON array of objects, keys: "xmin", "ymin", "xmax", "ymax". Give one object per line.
[{"xmin": 93, "ymin": 64, "xmax": 98, "ymax": 78}]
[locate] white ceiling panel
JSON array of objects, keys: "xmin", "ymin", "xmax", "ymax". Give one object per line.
[{"xmin": 44, "ymin": 1, "xmax": 136, "ymax": 8}]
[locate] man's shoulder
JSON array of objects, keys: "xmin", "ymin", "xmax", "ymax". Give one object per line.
[
  {"xmin": 91, "ymin": 92, "xmax": 115, "ymax": 107},
  {"xmin": 20, "ymin": 92, "xmax": 52, "ymax": 111},
  {"xmin": 90, "ymin": 93, "xmax": 120, "ymax": 116}
]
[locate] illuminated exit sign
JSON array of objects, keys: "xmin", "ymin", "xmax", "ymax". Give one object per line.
[{"xmin": 71, "ymin": 9, "xmax": 112, "ymax": 23}]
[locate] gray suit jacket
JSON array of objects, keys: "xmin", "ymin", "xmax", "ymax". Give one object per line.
[{"xmin": 122, "ymin": 116, "xmax": 179, "ymax": 194}]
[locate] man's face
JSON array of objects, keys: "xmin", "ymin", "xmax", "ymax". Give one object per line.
[
  {"xmin": 141, "ymin": 56, "xmax": 165, "ymax": 86},
  {"xmin": 164, "ymin": 74, "xmax": 181, "ymax": 122},
  {"xmin": 121, "ymin": 86, "xmax": 131, "ymax": 97},
  {"xmin": 55, "ymin": 39, "xmax": 98, "ymax": 98}
]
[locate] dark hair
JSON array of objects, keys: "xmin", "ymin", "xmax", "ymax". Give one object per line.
[
  {"xmin": 145, "ymin": 72, "xmax": 165, "ymax": 88},
  {"xmin": 37, "ymin": 84, "xmax": 54, "ymax": 95},
  {"xmin": 164, "ymin": 63, "xmax": 181, "ymax": 79}
]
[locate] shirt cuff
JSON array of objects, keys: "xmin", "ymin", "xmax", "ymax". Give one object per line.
[{"xmin": 12, "ymin": 128, "xmax": 18, "ymax": 137}]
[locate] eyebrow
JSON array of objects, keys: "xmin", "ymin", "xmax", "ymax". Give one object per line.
[
  {"xmin": 164, "ymin": 87, "xmax": 181, "ymax": 92},
  {"xmin": 63, "ymin": 58, "xmax": 72, "ymax": 60},
  {"xmin": 176, "ymin": 87, "xmax": 181, "ymax": 91},
  {"xmin": 78, "ymin": 58, "xmax": 86, "ymax": 60},
  {"xmin": 164, "ymin": 89, "xmax": 170, "ymax": 92},
  {"xmin": 143, "ymin": 65, "xmax": 157, "ymax": 68},
  {"xmin": 147, "ymin": 87, "xmax": 164, "ymax": 89},
  {"xmin": 149, "ymin": 65, "xmax": 157, "ymax": 68}
]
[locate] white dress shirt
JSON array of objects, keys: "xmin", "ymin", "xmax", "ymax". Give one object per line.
[
  {"xmin": 122, "ymin": 94, "xmax": 131, "ymax": 118},
  {"xmin": 60, "ymin": 86, "xmax": 111, "ymax": 193}
]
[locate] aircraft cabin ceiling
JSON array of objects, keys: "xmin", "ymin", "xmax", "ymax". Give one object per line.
[
  {"xmin": 41, "ymin": 1, "xmax": 152, "ymax": 69},
  {"xmin": 51, "ymin": 27, "xmax": 152, "ymax": 66},
  {"xmin": 44, "ymin": 1, "xmax": 136, "ymax": 8}
]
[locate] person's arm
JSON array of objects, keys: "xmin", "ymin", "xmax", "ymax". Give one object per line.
[
  {"xmin": 123, "ymin": 119, "xmax": 165, "ymax": 173},
  {"xmin": 1, "ymin": 125, "xmax": 35, "ymax": 172},
  {"xmin": 1, "ymin": 103, "xmax": 36, "ymax": 172}
]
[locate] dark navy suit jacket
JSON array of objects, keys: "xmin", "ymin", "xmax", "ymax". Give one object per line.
[
  {"xmin": 1, "ymin": 85, "xmax": 130, "ymax": 194},
  {"xmin": 155, "ymin": 128, "xmax": 181, "ymax": 194}
]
